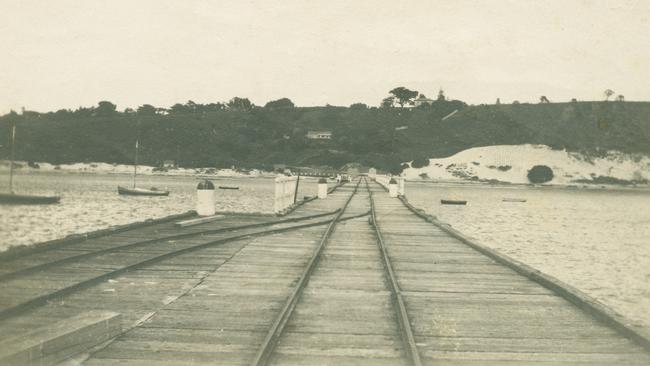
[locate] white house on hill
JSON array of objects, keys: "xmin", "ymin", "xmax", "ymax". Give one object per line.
[
  {"xmin": 413, "ymin": 95, "xmax": 435, "ymax": 107},
  {"xmin": 306, "ymin": 131, "xmax": 333, "ymax": 140}
]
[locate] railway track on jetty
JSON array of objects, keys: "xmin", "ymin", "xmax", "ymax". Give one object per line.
[
  {"xmin": 0, "ymin": 184, "xmax": 362, "ymax": 338},
  {"xmin": 250, "ymin": 177, "xmax": 421, "ymax": 366},
  {"xmin": 2, "ymin": 178, "xmax": 650, "ymax": 365}
]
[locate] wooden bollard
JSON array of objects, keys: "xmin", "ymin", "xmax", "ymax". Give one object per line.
[
  {"xmin": 318, "ymin": 178, "xmax": 328, "ymax": 199},
  {"xmin": 388, "ymin": 178, "xmax": 398, "ymax": 197},
  {"xmin": 196, "ymin": 180, "xmax": 215, "ymax": 216}
]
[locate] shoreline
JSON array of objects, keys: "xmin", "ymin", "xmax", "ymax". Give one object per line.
[
  {"xmin": 404, "ymin": 178, "xmax": 650, "ymax": 192},
  {"xmin": 0, "ymin": 160, "xmax": 275, "ymax": 179},
  {"xmin": 2, "ymin": 155, "xmax": 649, "ymax": 191}
]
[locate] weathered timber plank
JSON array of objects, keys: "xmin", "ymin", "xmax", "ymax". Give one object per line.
[
  {"xmin": 415, "ymin": 335, "xmax": 647, "ymax": 354},
  {"xmin": 420, "ymin": 350, "xmax": 650, "ymax": 363},
  {"xmin": 269, "ymin": 354, "xmax": 410, "ymax": 366},
  {"xmin": 174, "ymin": 214, "xmax": 226, "ymax": 227},
  {"xmin": 0, "ymin": 311, "xmax": 121, "ymax": 366}
]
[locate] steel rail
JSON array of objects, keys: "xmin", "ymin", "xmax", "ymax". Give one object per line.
[
  {"xmin": 0, "ymin": 209, "xmax": 369, "ymax": 321},
  {"xmin": 250, "ymin": 180, "xmax": 362, "ymax": 366},
  {"xmin": 365, "ymin": 178, "xmax": 423, "ymax": 366},
  {"xmin": 0, "ymin": 209, "xmax": 341, "ymax": 282}
]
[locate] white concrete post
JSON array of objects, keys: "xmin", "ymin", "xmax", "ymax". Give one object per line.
[
  {"xmin": 317, "ymin": 178, "xmax": 328, "ymax": 199},
  {"xmin": 282, "ymin": 177, "xmax": 288, "ymax": 209},
  {"xmin": 275, "ymin": 175, "xmax": 298, "ymax": 213},
  {"xmin": 388, "ymin": 178, "xmax": 398, "ymax": 198},
  {"xmin": 368, "ymin": 168, "xmax": 376, "ymax": 179},
  {"xmin": 196, "ymin": 180, "xmax": 216, "ymax": 216},
  {"xmin": 398, "ymin": 177, "xmax": 405, "ymax": 196},
  {"xmin": 274, "ymin": 176, "xmax": 283, "ymax": 213}
]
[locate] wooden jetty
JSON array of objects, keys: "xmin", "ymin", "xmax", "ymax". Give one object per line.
[{"xmin": 0, "ymin": 179, "xmax": 649, "ymax": 365}]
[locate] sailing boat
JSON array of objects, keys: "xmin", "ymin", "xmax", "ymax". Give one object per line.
[
  {"xmin": 1, "ymin": 116, "xmax": 60, "ymax": 204},
  {"xmin": 117, "ymin": 139, "xmax": 169, "ymax": 196}
]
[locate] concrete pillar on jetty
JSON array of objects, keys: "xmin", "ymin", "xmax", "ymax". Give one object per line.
[
  {"xmin": 398, "ymin": 177, "xmax": 405, "ymax": 196},
  {"xmin": 274, "ymin": 175, "xmax": 298, "ymax": 213},
  {"xmin": 368, "ymin": 168, "xmax": 376, "ymax": 179},
  {"xmin": 318, "ymin": 178, "xmax": 328, "ymax": 199},
  {"xmin": 388, "ymin": 178, "xmax": 398, "ymax": 197},
  {"xmin": 196, "ymin": 180, "xmax": 216, "ymax": 216}
]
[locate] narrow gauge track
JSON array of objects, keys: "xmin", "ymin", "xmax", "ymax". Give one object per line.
[
  {"xmin": 0, "ymin": 194, "xmax": 370, "ymax": 321},
  {"xmin": 0, "ymin": 181, "xmax": 346, "ymax": 281},
  {"xmin": 79, "ymin": 178, "xmax": 650, "ymax": 365},
  {"xmin": 250, "ymin": 179, "xmax": 362, "ymax": 366},
  {"xmin": 0, "ymin": 210, "xmax": 340, "ymax": 282},
  {"xmin": 250, "ymin": 178, "xmax": 421, "ymax": 366},
  {"xmin": 365, "ymin": 178, "xmax": 422, "ymax": 366}
]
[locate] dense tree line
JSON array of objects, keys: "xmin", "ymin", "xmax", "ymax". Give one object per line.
[{"xmin": 2, "ymin": 94, "xmax": 650, "ymax": 175}]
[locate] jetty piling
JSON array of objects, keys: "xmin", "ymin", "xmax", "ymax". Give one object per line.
[
  {"xmin": 317, "ymin": 178, "xmax": 328, "ymax": 199},
  {"xmin": 398, "ymin": 177, "xmax": 405, "ymax": 196},
  {"xmin": 388, "ymin": 178, "xmax": 399, "ymax": 197},
  {"xmin": 274, "ymin": 175, "xmax": 298, "ymax": 214},
  {"xmin": 196, "ymin": 180, "xmax": 216, "ymax": 216}
]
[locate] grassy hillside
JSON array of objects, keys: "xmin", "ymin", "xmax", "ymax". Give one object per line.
[{"xmin": 1, "ymin": 100, "xmax": 649, "ymax": 174}]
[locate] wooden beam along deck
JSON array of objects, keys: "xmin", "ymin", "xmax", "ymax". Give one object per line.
[{"xmin": 0, "ymin": 178, "xmax": 648, "ymax": 365}]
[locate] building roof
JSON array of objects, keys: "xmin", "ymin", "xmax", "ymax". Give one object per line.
[{"xmin": 307, "ymin": 130, "xmax": 332, "ymax": 134}]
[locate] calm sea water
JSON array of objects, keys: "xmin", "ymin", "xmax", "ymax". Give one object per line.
[
  {"xmin": 0, "ymin": 171, "xmax": 318, "ymax": 251},
  {"xmin": 1, "ymin": 173, "xmax": 649, "ymax": 333},
  {"xmin": 405, "ymin": 182, "xmax": 650, "ymax": 332}
]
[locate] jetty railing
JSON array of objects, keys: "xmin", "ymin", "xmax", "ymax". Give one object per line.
[{"xmin": 274, "ymin": 175, "xmax": 298, "ymax": 213}]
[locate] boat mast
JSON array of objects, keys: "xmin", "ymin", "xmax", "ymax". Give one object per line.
[
  {"xmin": 8, "ymin": 119, "xmax": 16, "ymax": 194},
  {"xmin": 133, "ymin": 139, "xmax": 139, "ymax": 188}
]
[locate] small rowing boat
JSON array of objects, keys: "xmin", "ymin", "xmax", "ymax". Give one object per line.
[
  {"xmin": 441, "ymin": 199, "xmax": 467, "ymax": 205},
  {"xmin": 502, "ymin": 198, "xmax": 527, "ymax": 202},
  {"xmin": 218, "ymin": 186, "xmax": 239, "ymax": 190},
  {"xmin": 117, "ymin": 186, "xmax": 169, "ymax": 196},
  {"xmin": 0, "ymin": 193, "xmax": 60, "ymax": 205}
]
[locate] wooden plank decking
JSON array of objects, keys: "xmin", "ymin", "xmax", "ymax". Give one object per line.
[
  {"xmin": 0, "ymin": 180, "xmax": 648, "ymax": 365},
  {"xmin": 371, "ymin": 183, "xmax": 650, "ymax": 365}
]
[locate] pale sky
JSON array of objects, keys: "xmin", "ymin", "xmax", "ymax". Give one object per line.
[{"xmin": 1, "ymin": 0, "xmax": 649, "ymax": 113}]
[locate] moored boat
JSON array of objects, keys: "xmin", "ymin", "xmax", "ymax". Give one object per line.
[
  {"xmin": 1, "ymin": 113, "xmax": 61, "ymax": 205},
  {"xmin": 441, "ymin": 199, "xmax": 467, "ymax": 205},
  {"xmin": 502, "ymin": 198, "xmax": 527, "ymax": 202},
  {"xmin": 117, "ymin": 186, "xmax": 169, "ymax": 196},
  {"xmin": 117, "ymin": 137, "xmax": 169, "ymax": 197},
  {"xmin": 0, "ymin": 192, "xmax": 60, "ymax": 205}
]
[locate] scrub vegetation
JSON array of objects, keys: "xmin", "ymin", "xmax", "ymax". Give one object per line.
[{"xmin": 2, "ymin": 93, "xmax": 649, "ymax": 175}]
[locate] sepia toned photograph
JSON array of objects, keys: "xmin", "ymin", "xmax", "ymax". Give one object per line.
[{"xmin": 1, "ymin": 1, "xmax": 649, "ymax": 365}]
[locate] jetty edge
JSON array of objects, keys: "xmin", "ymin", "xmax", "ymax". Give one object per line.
[
  {"xmin": 0, "ymin": 178, "xmax": 648, "ymax": 365},
  {"xmin": 398, "ymin": 193, "xmax": 650, "ymax": 351}
]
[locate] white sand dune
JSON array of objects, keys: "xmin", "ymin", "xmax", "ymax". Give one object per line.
[{"xmin": 403, "ymin": 144, "xmax": 650, "ymax": 185}]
